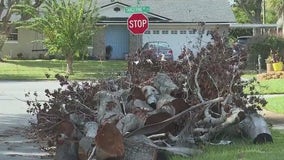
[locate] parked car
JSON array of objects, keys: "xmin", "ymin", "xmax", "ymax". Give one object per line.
[
  {"xmin": 236, "ymin": 36, "xmax": 252, "ymax": 48},
  {"xmin": 141, "ymin": 41, "xmax": 173, "ymax": 61}
]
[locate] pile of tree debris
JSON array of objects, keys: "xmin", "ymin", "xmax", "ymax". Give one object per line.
[{"xmin": 26, "ymin": 31, "xmax": 272, "ymax": 160}]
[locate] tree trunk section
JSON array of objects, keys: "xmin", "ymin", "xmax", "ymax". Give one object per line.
[
  {"xmin": 95, "ymin": 123, "xmax": 125, "ymax": 160},
  {"xmin": 239, "ymin": 113, "xmax": 273, "ymax": 144},
  {"xmin": 66, "ymin": 54, "xmax": 74, "ymax": 74},
  {"xmin": 0, "ymin": 34, "xmax": 7, "ymax": 61},
  {"xmin": 123, "ymin": 137, "xmax": 162, "ymax": 160},
  {"xmin": 282, "ymin": 13, "xmax": 284, "ymax": 37}
]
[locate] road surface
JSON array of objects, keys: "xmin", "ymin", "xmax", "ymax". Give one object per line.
[{"xmin": 0, "ymin": 81, "xmax": 60, "ymax": 160}]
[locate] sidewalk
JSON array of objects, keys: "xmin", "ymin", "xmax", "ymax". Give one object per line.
[
  {"xmin": 0, "ymin": 81, "xmax": 59, "ymax": 160},
  {"xmin": 259, "ymin": 109, "xmax": 284, "ymax": 131},
  {"xmin": 0, "ymin": 114, "xmax": 52, "ymax": 160}
]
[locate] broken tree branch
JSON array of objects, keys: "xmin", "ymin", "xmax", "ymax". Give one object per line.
[{"xmin": 125, "ymin": 97, "xmax": 224, "ymax": 138}]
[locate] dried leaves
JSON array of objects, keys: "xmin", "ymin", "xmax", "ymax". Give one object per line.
[{"xmin": 25, "ymin": 30, "xmax": 269, "ymax": 159}]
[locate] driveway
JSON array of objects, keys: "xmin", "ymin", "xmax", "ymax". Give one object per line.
[{"xmin": 0, "ymin": 81, "xmax": 59, "ymax": 160}]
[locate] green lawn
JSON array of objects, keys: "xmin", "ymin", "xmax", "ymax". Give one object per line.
[
  {"xmin": 254, "ymin": 79, "xmax": 284, "ymax": 94},
  {"xmin": 1, "ymin": 60, "xmax": 284, "ymax": 95},
  {"xmin": 265, "ymin": 96, "xmax": 284, "ymax": 114},
  {"xmin": 242, "ymin": 76, "xmax": 284, "ymax": 95},
  {"xmin": 0, "ymin": 60, "xmax": 127, "ymax": 80}
]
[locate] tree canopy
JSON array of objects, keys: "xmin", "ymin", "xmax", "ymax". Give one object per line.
[
  {"xmin": 233, "ymin": 0, "xmax": 263, "ymax": 24},
  {"xmin": 268, "ymin": 0, "xmax": 284, "ymax": 30},
  {"xmin": 268, "ymin": 0, "xmax": 284, "ymax": 17},
  {"xmin": 26, "ymin": 0, "xmax": 100, "ymax": 74},
  {"xmin": 0, "ymin": 0, "xmax": 44, "ymax": 61},
  {"xmin": 232, "ymin": 0, "xmax": 282, "ymax": 24}
]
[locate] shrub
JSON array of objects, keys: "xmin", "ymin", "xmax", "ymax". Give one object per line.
[
  {"xmin": 247, "ymin": 35, "xmax": 284, "ymax": 69},
  {"xmin": 17, "ymin": 53, "xmax": 23, "ymax": 59}
]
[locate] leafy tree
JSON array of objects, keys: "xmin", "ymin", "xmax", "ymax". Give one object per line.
[
  {"xmin": 248, "ymin": 35, "xmax": 284, "ymax": 68},
  {"xmin": 232, "ymin": 0, "xmax": 263, "ymax": 35},
  {"xmin": 234, "ymin": 0, "xmax": 263, "ymax": 24},
  {"xmin": 26, "ymin": 0, "xmax": 99, "ymax": 74},
  {"xmin": 264, "ymin": 8, "xmax": 278, "ymax": 24},
  {"xmin": 0, "ymin": 0, "xmax": 44, "ymax": 62},
  {"xmin": 268, "ymin": 0, "xmax": 284, "ymax": 17},
  {"xmin": 232, "ymin": 0, "xmax": 278, "ymax": 24},
  {"xmin": 268, "ymin": 0, "xmax": 284, "ymax": 32},
  {"xmin": 232, "ymin": 6, "xmax": 251, "ymax": 23}
]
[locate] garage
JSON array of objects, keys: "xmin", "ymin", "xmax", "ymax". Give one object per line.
[
  {"xmin": 142, "ymin": 29, "xmax": 212, "ymax": 60},
  {"xmin": 95, "ymin": 0, "xmax": 235, "ymax": 60}
]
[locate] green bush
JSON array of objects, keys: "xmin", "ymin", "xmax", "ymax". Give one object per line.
[{"xmin": 247, "ymin": 35, "xmax": 284, "ymax": 69}]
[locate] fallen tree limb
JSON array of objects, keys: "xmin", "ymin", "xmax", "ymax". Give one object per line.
[
  {"xmin": 125, "ymin": 97, "xmax": 224, "ymax": 138},
  {"xmin": 239, "ymin": 113, "xmax": 273, "ymax": 144}
]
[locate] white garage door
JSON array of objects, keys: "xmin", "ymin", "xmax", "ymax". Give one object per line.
[{"xmin": 142, "ymin": 29, "xmax": 212, "ymax": 60}]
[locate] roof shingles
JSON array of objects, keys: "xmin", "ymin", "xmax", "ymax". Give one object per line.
[{"xmin": 97, "ymin": 0, "xmax": 236, "ymax": 23}]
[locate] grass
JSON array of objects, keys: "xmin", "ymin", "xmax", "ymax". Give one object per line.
[
  {"xmin": 242, "ymin": 73, "xmax": 284, "ymax": 94},
  {"xmin": 1, "ymin": 60, "xmax": 283, "ymax": 94},
  {"xmin": 253, "ymin": 79, "xmax": 284, "ymax": 94},
  {"xmin": 171, "ymin": 130, "xmax": 284, "ymax": 160},
  {"xmin": 0, "ymin": 60, "xmax": 127, "ymax": 80},
  {"xmin": 265, "ymin": 96, "xmax": 284, "ymax": 114}
]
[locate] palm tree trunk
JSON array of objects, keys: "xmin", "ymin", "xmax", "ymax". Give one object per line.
[{"xmin": 66, "ymin": 54, "xmax": 74, "ymax": 74}]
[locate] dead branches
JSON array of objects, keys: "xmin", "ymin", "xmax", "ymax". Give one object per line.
[{"xmin": 25, "ymin": 31, "xmax": 271, "ymax": 160}]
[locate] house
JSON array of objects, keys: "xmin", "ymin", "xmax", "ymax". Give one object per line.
[
  {"xmin": 1, "ymin": 0, "xmax": 236, "ymax": 60},
  {"xmin": 93, "ymin": 0, "xmax": 236, "ymax": 60}
]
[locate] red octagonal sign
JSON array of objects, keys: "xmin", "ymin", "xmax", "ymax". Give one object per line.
[{"xmin": 127, "ymin": 13, "xmax": 149, "ymax": 35}]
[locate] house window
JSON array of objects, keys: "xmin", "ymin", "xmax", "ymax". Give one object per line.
[
  {"xmin": 113, "ymin": 7, "xmax": 121, "ymax": 12},
  {"xmin": 0, "ymin": 24, "xmax": 18, "ymax": 41},
  {"xmin": 144, "ymin": 30, "xmax": 150, "ymax": 34},
  {"xmin": 188, "ymin": 30, "xmax": 194, "ymax": 34},
  {"xmin": 171, "ymin": 30, "xmax": 177, "ymax": 34},
  {"xmin": 7, "ymin": 29, "xmax": 18, "ymax": 41},
  {"xmin": 180, "ymin": 30, "xmax": 187, "ymax": 34},
  {"xmin": 153, "ymin": 30, "xmax": 160, "ymax": 34},
  {"xmin": 162, "ymin": 30, "xmax": 168, "ymax": 34},
  {"xmin": 8, "ymin": 32, "xmax": 18, "ymax": 41}
]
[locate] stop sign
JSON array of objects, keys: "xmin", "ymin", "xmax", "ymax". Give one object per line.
[{"xmin": 127, "ymin": 13, "xmax": 149, "ymax": 34}]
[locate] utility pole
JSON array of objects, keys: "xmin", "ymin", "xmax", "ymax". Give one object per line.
[{"xmin": 263, "ymin": 0, "xmax": 266, "ymax": 24}]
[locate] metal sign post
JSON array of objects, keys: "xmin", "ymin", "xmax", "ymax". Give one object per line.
[{"xmin": 125, "ymin": 1, "xmax": 150, "ymax": 54}]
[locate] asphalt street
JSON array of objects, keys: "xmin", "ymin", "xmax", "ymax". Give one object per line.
[{"xmin": 0, "ymin": 81, "xmax": 60, "ymax": 160}]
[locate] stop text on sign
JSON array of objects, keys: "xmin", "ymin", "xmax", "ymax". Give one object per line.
[
  {"xmin": 127, "ymin": 13, "xmax": 149, "ymax": 35},
  {"xmin": 128, "ymin": 19, "xmax": 148, "ymax": 28}
]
